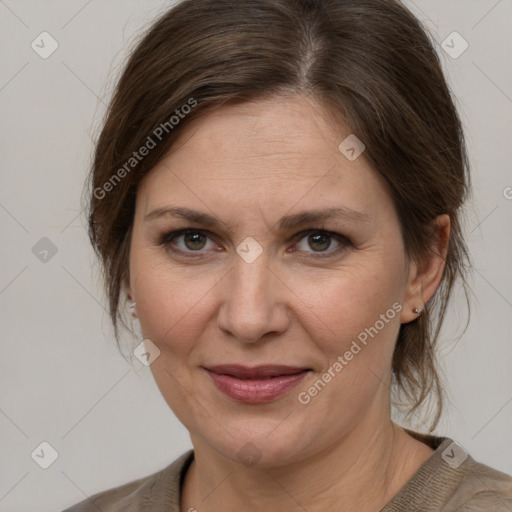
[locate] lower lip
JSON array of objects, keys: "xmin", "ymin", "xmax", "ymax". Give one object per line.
[{"xmin": 205, "ymin": 369, "xmax": 310, "ymax": 404}]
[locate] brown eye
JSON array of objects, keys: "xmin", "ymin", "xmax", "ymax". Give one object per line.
[
  {"xmin": 182, "ymin": 231, "xmax": 207, "ymax": 250},
  {"xmin": 160, "ymin": 228, "xmax": 350, "ymax": 260},
  {"xmin": 293, "ymin": 230, "xmax": 350, "ymax": 258},
  {"xmin": 160, "ymin": 229, "xmax": 216, "ymax": 256},
  {"xmin": 307, "ymin": 232, "xmax": 331, "ymax": 252}
]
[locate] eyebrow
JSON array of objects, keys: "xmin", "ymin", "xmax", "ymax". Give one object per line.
[{"xmin": 144, "ymin": 206, "xmax": 370, "ymax": 232}]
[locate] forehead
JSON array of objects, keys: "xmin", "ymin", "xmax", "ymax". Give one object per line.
[
  {"xmin": 136, "ymin": 95, "xmax": 392, "ymax": 225},
  {"xmin": 169, "ymin": 95, "xmax": 345, "ymax": 171}
]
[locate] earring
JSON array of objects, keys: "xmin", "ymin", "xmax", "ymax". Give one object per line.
[
  {"xmin": 413, "ymin": 307, "xmax": 423, "ymax": 315},
  {"xmin": 129, "ymin": 302, "xmax": 137, "ymax": 317}
]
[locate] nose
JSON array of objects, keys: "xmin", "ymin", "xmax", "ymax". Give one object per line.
[{"xmin": 216, "ymin": 252, "xmax": 290, "ymax": 344}]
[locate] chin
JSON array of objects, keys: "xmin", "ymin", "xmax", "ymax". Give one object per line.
[{"xmin": 193, "ymin": 416, "xmax": 318, "ymax": 469}]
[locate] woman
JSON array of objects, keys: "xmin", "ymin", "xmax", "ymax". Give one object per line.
[{"xmin": 63, "ymin": 0, "xmax": 512, "ymax": 510}]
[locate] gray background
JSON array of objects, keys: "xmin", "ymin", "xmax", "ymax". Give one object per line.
[{"xmin": 0, "ymin": 1, "xmax": 511, "ymax": 511}]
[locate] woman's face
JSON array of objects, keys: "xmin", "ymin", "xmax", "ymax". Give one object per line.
[{"xmin": 128, "ymin": 95, "xmax": 425, "ymax": 467}]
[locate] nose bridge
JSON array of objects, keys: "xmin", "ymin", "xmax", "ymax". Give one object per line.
[
  {"xmin": 217, "ymin": 250, "xmax": 287, "ymax": 343},
  {"xmin": 233, "ymin": 252, "xmax": 269, "ymax": 302}
]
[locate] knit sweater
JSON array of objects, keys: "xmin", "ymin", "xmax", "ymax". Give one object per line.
[{"xmin": 62, "ymin": 432, "xmax": 512, "ymax": 511}]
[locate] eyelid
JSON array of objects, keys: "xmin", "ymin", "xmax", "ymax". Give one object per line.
[
  {"xmin": 159, "ymin": 227, "xmax": 351, "ymax": 258},
  {"xmin": 160, "ymin": 228, "xmax": 218, "ymax": 255},
  {"xmin": 289, "ymin": 229, "xmax": 350, "ymax": 257}
]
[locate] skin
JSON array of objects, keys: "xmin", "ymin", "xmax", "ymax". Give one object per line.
[{"xmin": 127, "ymin": 94, "xmax": 450, "ymax": 512}]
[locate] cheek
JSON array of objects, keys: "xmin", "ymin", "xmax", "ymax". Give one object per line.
[
  {"xmin": 130, "ymin": 246, "xmax": 224, "ymax": 362},
  {"xmin": 129, "ymin": 257, "xmax": 215, "ymax": 421},
  {"xmin": 137, "ymin": 278, "xmax": 203, "ymax": 349},
  {"xmin": 297, "ymin": 258, "xmax": 405, "ymax": 369}
]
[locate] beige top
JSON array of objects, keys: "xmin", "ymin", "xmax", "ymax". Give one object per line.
[{"xmin": 62, "ymin": 431, "xmax": 512, "ymax": 511}]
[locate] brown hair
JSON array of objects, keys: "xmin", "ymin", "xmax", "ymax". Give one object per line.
[{"xmin": 84, "ymin": 0, "xmax": 471, "ymax": 429}]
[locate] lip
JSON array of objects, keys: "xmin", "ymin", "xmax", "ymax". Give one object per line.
[
  {"xmin": 204, "ymin": 365, "xmax": 311, "ymax": 403},
  {"xmin": 206, "ymin": 364, "xmax": 310, "ymax": 379}
]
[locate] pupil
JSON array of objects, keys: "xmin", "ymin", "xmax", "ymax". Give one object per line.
[
  {"xmin": 185, "ymin": 232, "xmax": 205, "ymax": 250},
  {"xmin": 182, "ymin": 232, "xmax": 331, "ymax": 252},
  {"xmin": 309, "ymin": 233, "xmax": 330, "ymax": 251}
]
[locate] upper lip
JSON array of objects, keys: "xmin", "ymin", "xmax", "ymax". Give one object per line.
[{"xmin": 205, "ymin": 364, "xmax": 310, "ymax": 379}]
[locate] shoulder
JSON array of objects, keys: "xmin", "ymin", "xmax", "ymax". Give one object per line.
[
  {"xmin": 443, "ymin": 454, "xmax": 512, "ymax": 511},
  {"xmin": 384, "ymin": 432, "xmax": 512, "ymax": 512},
  {"xmin": 61, "ymin": 450, "xmax": 194, "ymax": 512}
]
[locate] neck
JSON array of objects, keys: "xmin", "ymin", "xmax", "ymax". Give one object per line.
[{"xmin": 181, "ymin": 418, "xmax": 433, "ymax": 512}]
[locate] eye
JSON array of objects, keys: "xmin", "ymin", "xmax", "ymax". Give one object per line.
[
  {"xmin": 160, "ymin": 229, "xmax": 218, "ymax": 256},
  {"xmin": 291, "ymin": 230, "xmax": 350, "ymax": 257},
  {"xmin": 160, "ymin": 228, "xmax": 350, "ymax": 259}
]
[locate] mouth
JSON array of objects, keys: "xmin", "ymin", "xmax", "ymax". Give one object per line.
[
  {"xmin": 203, "ymin": 364, "xmax": 312, "ymax": 403},
  {"xmin": 205, "ymin": 364, "xmax": 311, "ymax": 379}
]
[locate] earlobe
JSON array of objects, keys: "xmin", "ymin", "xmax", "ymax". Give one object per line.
[
  {"xmin": 124, "ymin": 280, "xmax": 137, "ymax": 318},
  {"xmin": 400, "ymin": 214, "xmax": 451, "ymax": 324}
]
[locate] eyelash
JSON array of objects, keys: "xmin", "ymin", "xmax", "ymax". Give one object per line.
[{"xmin": 158, "ymin": 228, "xmax": 351, "ymax": 260}]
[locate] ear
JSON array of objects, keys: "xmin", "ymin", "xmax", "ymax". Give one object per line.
[
  {"xmin": 123, "ymin": 279, "xmax": 138, "ymax": 318},
  {"xmin": 123, "ymin": 276, "xmax": 134, "ymax": 303},
  {"xmin": 400, "ymin": 214, "xmax": 450, "ymax": 324}
]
